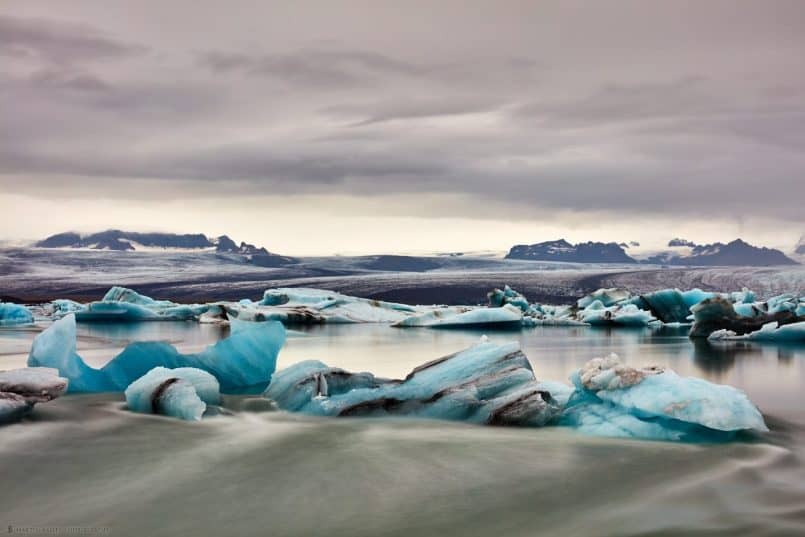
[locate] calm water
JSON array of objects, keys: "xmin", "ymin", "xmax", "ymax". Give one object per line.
[{"xmin": 1, "ymin": 322, "xmax": 804, "ymax": 536}]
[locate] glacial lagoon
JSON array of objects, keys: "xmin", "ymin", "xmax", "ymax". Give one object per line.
[{"xmin": 1, "ymin": 320, "xmax": 804, "ymax": 536}]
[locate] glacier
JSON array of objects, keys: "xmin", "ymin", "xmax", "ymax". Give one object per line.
[
  {"xmin": 28, "ymin": 314, "xmax": 285, "ymax": 392},
  {"xmin": 125, "ymin": 367, "xmax": 220, "ymax": 421},
  {"xmin": 0, "ymin": 367, "xmax": 68, "ymax": 424},
  {"xmin": 263, "ymin": 340, "xmax": 768, "ymax": 441},
  {"xmin": 0, "ymin": 302, "xmax": 33, "ymax": 326}
]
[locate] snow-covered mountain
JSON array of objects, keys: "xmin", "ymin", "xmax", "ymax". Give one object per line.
[
  {"xmin": 796, "ymin": 235, "xmax": 805, "ymax": 255},
  {"xmin": 34, "ymin": 230, "xmax": 294, "ymax": 263},
  {"xmin": 643, "ymin": 239, "xmax": 797, "ymax": 266},
  {"xmin": 506, "ymin": 239, "xmax": 637, "ymax": 263}
]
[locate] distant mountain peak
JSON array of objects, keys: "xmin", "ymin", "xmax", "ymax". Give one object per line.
[
  {"xmin": 506, "ymin": 239, "xmax": 636, "ymax": 264},
  {"xmin": 646, "ymin": 238, "xmax": 797, "ymax": 266},
  {"xmin": 35, "ymin": 230, "xmax": 295, "ymax": 264},
  {"xmin": 668, "ymin": 238, "xmax": 698, "ymax": 248}
]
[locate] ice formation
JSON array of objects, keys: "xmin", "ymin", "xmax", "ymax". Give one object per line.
[
  {"xmin": 265, "ymin": 340, "xmax": 562, "ymax": 426},
  {"xmin": 561, "ymin": 354, "xmax": 767, "ymax": 440},
  {"xmin": 39, "ymin": 284, "xmax": 804, "ymax": 339},
  {"xmin": 125, "ymin": 367, "xmax": 220, "ymax": 421},
  {"xmin": 0, "ymin": 302, "xmax": 33, "ymax": 326},
  {"xmin": 690, "ymin": 295, "xmax": 804, "ymax": 338},
  {"xmin": 708, "ymin": 321, "xmax": 805, "ymax": 342},
  {"xmin": 392, "ymin": 304, "xmax": 523, "ymax": 328},
  {"xmin": 56, "ymin": 286, "xmax": 208, "ymax": 322},
  {"xmin": 28, "ymin": 314, "xmax": 285, "ymax": 392},
  {"xmin": 263, "ymin": 341, "xmax": 767, "ymax": 441},
  {"xmin": 0, "ymin": 367, "xmax": 68, "ymax": 424}
]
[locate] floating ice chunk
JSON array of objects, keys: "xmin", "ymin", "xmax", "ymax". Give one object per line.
[
  {"xmin": 577, "ymin": 288, "xmax": 631, "ymax": 308},
  {"xmin": 265, "ymin": 341, "xmax": 562, "ymax": 426},
  {"xmin": 487, "ymin": 285, "xmax": 530, "ymax": 311},
  {"xmin": 392, "ymin": 304, "xmax": 523, "ymax": 328},
  {"xmin": 51, "ymin": 299, "xmax": 86, "ymax": 317},
  {"xmin": 0, "ymin": 367, "xmax": 68, "ymax": 403},
  {"xmin": 566, "ymin": 354, "xmax": 767, "ymax": 437},
  {"xmin": 102, "ymin": 286, "xmax": 175, "ymax": 307},
  {"xmin": 70, "ymin": 287, "xmax": 208, "ymax": 322},
  {"xmin": 254, "ymin": 288, "xmax": 417, "ymax": 324},
  {"xmin": 0, "ymin": 303, "xmax": 33, "ymax": 326},
  {"xmin": 579, "ymin": 302, "xmax": 656, "ymax": 327},
  {"xmin": 690, "ymin": 297, "xmax": 801, "ymax": 338},
  {"xmin": 28, "ymin": 315, "xmax": 285, "ymax": 392},
  {"xmin": 0, "ymin": 367, "xmax": 68, "ymax": 425},
  {"xmin": 708, "ymin": 321, "xmax": 805, "ymax": 342},
  {"xmin": 125, "ymin": 367, "xmax": 220, "ymax": 421}
]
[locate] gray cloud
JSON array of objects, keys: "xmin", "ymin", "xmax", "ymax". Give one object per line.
[
  {"xmin": 0, "ymin": 15, "xmax": 145, "ymax": 65},
  {"xmin": 1, "ymin": 1, "xmax": 804, "ymax": 233}
]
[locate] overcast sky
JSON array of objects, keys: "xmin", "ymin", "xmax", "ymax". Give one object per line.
[{"xmin": 1, "ymin": 0, "xmax": 803, "ymax": 255}]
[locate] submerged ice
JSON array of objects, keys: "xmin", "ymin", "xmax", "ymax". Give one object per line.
[{"xmin": 28, "ymin": 314, "xmax": 285, "ymax": 392}]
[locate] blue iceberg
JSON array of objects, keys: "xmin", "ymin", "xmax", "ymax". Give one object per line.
[
  {"xmin": 264, "ymin": 340, "xmax": 767, "ymax": 441},
  {"xmin": 265, "ymin": 339, "xmax": 562, "ymax": 426},
  {"xmin": 70, "ymin": 286, "xmax": 208, "ymax": 322},
  {"xmin": 561, "ymin": 354, "xmax": 767, "ymax": 440},
  {"xmin": 0, "ymin": 303, "xmax": 33, "ymax": 326},
  {"xmin": 125, "ymin": 367, "xmax": 220, "ymax": 421},
  {"xmin": 28, "ymin": 315, "xmax": 285, "ymax": 392}
]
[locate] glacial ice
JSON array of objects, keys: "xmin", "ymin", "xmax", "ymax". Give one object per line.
[
  {"xmin": 578, "ymin": 301, "xmax": 657, "ymax": 327},
  {"xmin": 263, "ymin": 340, "xmax": 767, "ymax": 441},
  {"xmin": 561, "ymin": 354, "xmax": 767, "ymax": 440},
  {"xmin": 0, "ymin": 303, "xmax": 33, "ymax": 326},
  {"xmin": 41, "ymin": 284, "xmax": 804, "ymax": 339},
  {"xmin": 125, "ymin": 367, "xmax": 220, "ymax": 421},
  {"xmin": 0, "ymin": 367, "xmax": 68, "ymax": 424},
  {"xmin": 392, "ymin": 304, "xmax": 523, "ymax": 328},
  {"xmin": 62, "ymin": 286, "xmax": 208, "ymax": 322},
  {"xmin": 708, "ymin": 321, "xmax": 805, "ymax": 342},
  {"xmin": 265, "ymin": 340, "xmax": 562, "ymax": 426},
  {"xmin": 28, "ymin": 315, "xmax": 285, "ymax": 392}
]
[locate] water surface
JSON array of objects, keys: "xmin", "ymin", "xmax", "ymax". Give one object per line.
[{"xmin": 1, "ymin": 322, "xmax": 804, "ymax": 536}]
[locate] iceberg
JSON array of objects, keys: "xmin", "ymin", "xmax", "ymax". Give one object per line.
[
  {"xmin": 265, "ymin": 340, "xmax": 562, "ymax": 426},
  {"xmin": 689, "ymin": 297, "xmax": 801, "ymax": 338},
  {"xmin": 0, "ymin": 367, "xmax": 68, "ymax": 425},
  {"xmin": 487, "ymin": 285, "xmax": 530, "ymax": 311},
  {"xmin": 708, "ymin": 321, "xmax": 805, "ymax": 342},
  {"xmin": 125, "ymin": 367, "xmax": 220, "ymax": 421},
  {"xmin": 254, "ymin": 288, "xmax": 418, "ymax": 324},
  {"xmin": 70, "ymin": 286, "xmax": 208, "ymax": 322},
  {"xmin": 265, "ymin": 341, "xmax": 767, "ymax": 441},
  {"xmin": 0, "ymin": 302, "xmax": 33, "ymax": 326},
  {"xmin": 578, "ymin": 301, "xmax": 657, "ymax": 327},
  {"xmin": 561, "ymin": 354, "xmax": 767, "ymax": 440},
  {"xmin": 28, "ymin": 315, "xmax": 285, "ymax": 392},
  {"xmin": 577, "ymin": 288, "xmax": 631, "ymax": 308},
  {"xmin": 392, "ymin": 304, "xmax": 523, "ymax": 328}
]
